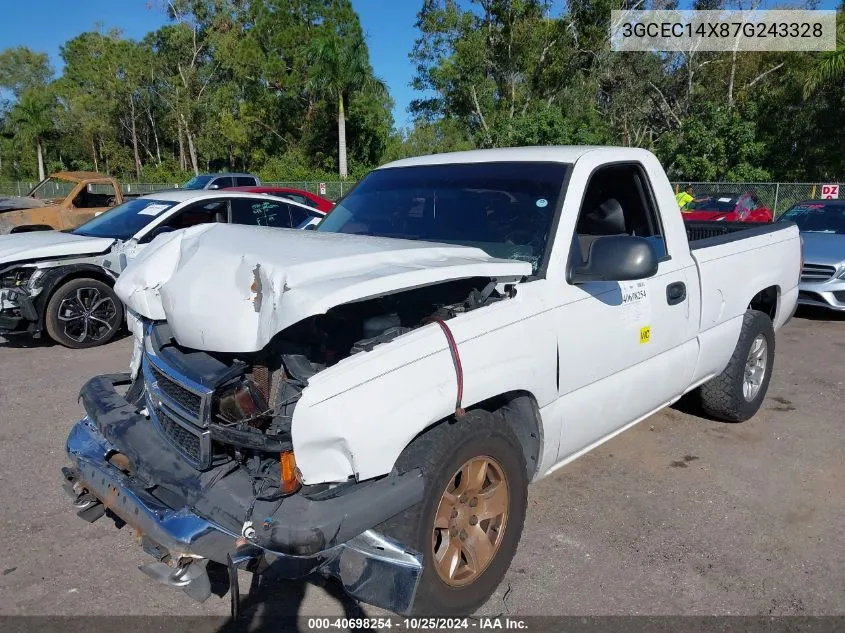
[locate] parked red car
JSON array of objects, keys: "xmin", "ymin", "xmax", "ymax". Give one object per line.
[
  {"xmin": 225, "ymin": 186, "xmax": 335, "ymax": 214},
  {"xmin": 682, "ymin": 192, "xmax": 773, "ymax": 223}
]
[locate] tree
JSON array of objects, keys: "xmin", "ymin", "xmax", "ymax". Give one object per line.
[
  {"xmin": 0, "ymin": 47, "xmax": 52, "ymax": 99},
  {"xmin": 307, "ymin": 35, "xmax": 387, "ymax": 179},
  {"xmin": 7, "ymin": 86, "xmax": 56, "ymax": 180},
  {"xmin": 804, "ymin": 16, "xmax": 845, "ymax": 97}
]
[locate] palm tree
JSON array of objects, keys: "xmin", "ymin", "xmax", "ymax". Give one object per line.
[
  {"xmin": 804, "ymin": 17, "xmax": 845, "ymax": 98},
  {"xmin": 307, "ymin": 36, "xmax": 386, "ymax": 179},
  {"xmin": 8, "ymin": 86, "xmax": 55, "ymax": 180}
]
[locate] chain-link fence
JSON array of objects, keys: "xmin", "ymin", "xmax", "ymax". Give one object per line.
[
  {"xmin": 0, "ymin": 180, "xmax": 355, "ymax": 200},
  {"xmin": 671, "ymin": 182, "xmax": 843, "ymax": 218},
  {"xmin": 2, "ymin": 179, "xmax": 838, "ymax": 211}
]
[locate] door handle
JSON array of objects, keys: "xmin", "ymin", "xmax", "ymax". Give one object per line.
[{"xmin": 666, "ymin": 281, "xmax": 686, "ymax": 305}]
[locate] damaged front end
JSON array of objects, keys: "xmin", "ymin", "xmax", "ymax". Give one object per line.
[
  {"xmin": 63, "ymin": 313, "xmax": 442, "ymax": 612},
  {"xmin": 0, "ymin": 265, "xmax": 45, "ymax": 335}
]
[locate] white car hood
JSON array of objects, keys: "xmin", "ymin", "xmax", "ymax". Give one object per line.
[
  {"xmin": 116, "ymin": 223, "xmax": 532, "ymax": 353},
  {"xmin": 0, "ymin": 230, "xmax": 115, "ymax": 266}
]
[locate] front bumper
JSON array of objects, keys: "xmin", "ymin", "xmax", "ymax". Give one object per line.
[
  {"xmin": 64, "ymin": 376, "xmax": 425, "ymax": 614},
  {"xmin": 0, "ymin": 287, "xmax": 39, "ymax": 334},
  {"xmin": 798, "ymin": 278, "xmax": 845, "ymax": 312}
]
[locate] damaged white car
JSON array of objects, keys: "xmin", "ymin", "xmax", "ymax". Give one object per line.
[
  {"xmin": 0, "ymin": 190, "xmax": 322, "ymax": 347},
  {"xmin": 63, "ymin": 147, "xmax": 801, "ymax": 615}
]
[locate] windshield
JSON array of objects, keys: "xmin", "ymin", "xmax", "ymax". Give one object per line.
[
  {"xmin": 686, "ymin": 196, "xmax": 739, "ymax": 212},
  {"xmin": 317, "ymin": 162, "xmax": 568, "ymax": 273},
  {"xmin": 72, "ymin": 198, "xmax": 177, "ymax": 240},
  {"xmin": 28, "ymin": 177, "xmax": 76, "ymax": 200},
  {"xmin": 182, "ymin": 175, "xmax": 213, "ymax": 190},
  {"xmin": 781, "ymin": 202, "xmax": 845, "ymax": 234}
]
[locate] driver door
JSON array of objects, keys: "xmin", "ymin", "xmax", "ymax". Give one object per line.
[{"xmin": 551, "ymin": 160, "xmax": 699, "ymax": 464}]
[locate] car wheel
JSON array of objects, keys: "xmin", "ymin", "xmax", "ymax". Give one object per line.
[
  {"xmin": 376, "ymin": 410, "xmax": 528, "ymax": 615},
  {"xmin": 699, "ymin": 309, "xmax": 775, "ymax": 422},
  {"xmin": 45, "ymin": 278, "xmax": 123, "ymax": 349}
]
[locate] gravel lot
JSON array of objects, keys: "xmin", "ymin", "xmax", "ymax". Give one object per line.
[{"xmin": 0, "ymin": 308, "xmax": 843, "ymax": 619}]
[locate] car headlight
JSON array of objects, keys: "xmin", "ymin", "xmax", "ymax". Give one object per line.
[
  {"xmin": 0, "ymin": 266, "xmax": 36, "ymax": 290},
  {"xmin": 837, "ymin": 267, "xmax": 845, "ymax": 280}
]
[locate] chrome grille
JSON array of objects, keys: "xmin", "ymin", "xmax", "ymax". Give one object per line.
[
  {"xmin": 142, "ymin": 350, "xmax": 214, "ymax": 469},
  {"xmin": 148, "ymin": 363, "xmax": 202, "ymax": 417},
  {"xmin": 801, "ymin": 263, "xmax": 836, "ymax": 282},
  {"xmin": 156, "ymin": 407, "xmax": 203, "ymax": 463}
]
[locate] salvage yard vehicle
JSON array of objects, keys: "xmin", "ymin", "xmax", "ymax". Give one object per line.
[
  {"xmin": 63, "ymin": 146, "xmax": 801, "ymax": 616},
  {"xmin": 0, "ymin": 191, "xmax": 322, "ymax": 348},
  {"xmin": 225, "ymin": 185, "xmax": 335, "ymax": 213},
  {"xmin": 780, "ymin": 199, "xmax": 845, "ymax": 311},
  {"xmin": 682, "ymin": 192, "xmax": 773, "ymax": 223},
  {"xmin": 181, "ymin": 172, "xmax": 260, "ymax": 190},
  {"xmin": 0, "ymin": 171, "xmax": 128, "ymax": 234}
]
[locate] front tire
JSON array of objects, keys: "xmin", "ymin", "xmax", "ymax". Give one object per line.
[
  {"xmin": 377, "ymin": 410, "xmax": 528, "ymax": 615},
  {"xmin": 699, "ymin": 309, "xmax": 775, "ymax": 422},
  {"xmin": 44, "ymin": 278, "xmax": 123, "ymax": 349}
]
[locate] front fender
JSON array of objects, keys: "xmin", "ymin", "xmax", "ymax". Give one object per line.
[{"xmin": 291, "ymin": 288, "xmax": 558, "ymax": 484}]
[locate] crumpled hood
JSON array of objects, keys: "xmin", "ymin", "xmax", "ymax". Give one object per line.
[
  {"xmin": 0, "ymin": 230, "xmax": 115, "ymax": 266},
  {"xmin": 0, "ymin": 196, "xmax": 46, "ymax": 212},
  {"xmin": 116, "ymin": 223, "xmax": 532, "ymax": 353}
]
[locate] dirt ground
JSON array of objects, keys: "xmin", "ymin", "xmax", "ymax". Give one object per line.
[{"xmin": 0, "ymin": 307, "xmax": 843, "ymax": 619}]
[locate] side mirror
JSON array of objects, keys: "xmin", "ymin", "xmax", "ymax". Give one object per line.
[
  {"xmin": 207, "ymin": 184, "xmax": 220, "ymax": 190},
  {"xmin": 569, "ymin": 235, "xmax": 658, "ymax": 283}
]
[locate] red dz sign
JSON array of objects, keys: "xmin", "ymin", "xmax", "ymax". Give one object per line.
[{"xmin": 820, "ymin": 184, "xmax": 839, "ymax": 199}]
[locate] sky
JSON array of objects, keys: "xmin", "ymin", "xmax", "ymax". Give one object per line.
[
  {"xmin": 0, "ymin": 0, "xmax": 839, "ymax": 130},
  {"xmin": 0, "ymin": 0, "xmax": 422, "ymax": 128}
]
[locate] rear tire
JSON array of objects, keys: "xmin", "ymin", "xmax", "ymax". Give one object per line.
[
  {"xmin": 376, "ymin": 410, "xmax": 528, "ymax": 615},
  {"xmin": 699, "ymin": 309, "xmax": 775, "ymax": 422},
  {"xmin": 45, "ymin": 278, "xmax": 123, "ymax": 349}
]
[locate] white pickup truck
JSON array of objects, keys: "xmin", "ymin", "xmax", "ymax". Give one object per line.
[{"xmin": 63, "ymin": 146, "xmax": 800, "ymax": 616}]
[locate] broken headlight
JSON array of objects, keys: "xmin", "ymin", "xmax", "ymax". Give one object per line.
[
  {"xmin": 216, "ymin": 379, "xmax": 271, "ymax": 428},
  {"xmin": 0, "ymin": 266, "xmax": 38, "ymax": 290}
]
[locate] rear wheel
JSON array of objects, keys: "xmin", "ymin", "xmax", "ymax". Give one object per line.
[
  {"xmin": 376, "ymin": 410, "xmax": 528, "ymax": 615},
  {"xmin": 45, "ymin": 278, "xmax": 123, "ymax": 349},
  {"xmin": 699, "ymin": 309, "xmax": 775, "ymax": 422}
]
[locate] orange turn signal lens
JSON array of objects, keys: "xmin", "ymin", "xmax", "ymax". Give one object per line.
[{"xmin": 280, "ymin": 451, "xmax": 300, "ymax": 494}]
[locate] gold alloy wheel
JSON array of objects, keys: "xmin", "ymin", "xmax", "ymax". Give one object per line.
[{"xmin": 432, "ymin": 456, "xmax": 509, "ymax": 587}]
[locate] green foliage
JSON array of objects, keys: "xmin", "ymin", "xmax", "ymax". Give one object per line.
[
  {"xmin": 406, "ymin": 0, "xmax": 844, "ymax": 181},
  {"xmin": 0, "ymin": 0, "xmax": 392, "ymax": 182}
]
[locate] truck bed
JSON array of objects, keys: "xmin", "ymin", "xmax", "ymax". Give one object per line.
[{"xmin": 685, "ymin": 220, "xmax": 791, "ymax": 249}]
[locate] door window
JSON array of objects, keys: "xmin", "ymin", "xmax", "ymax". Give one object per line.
[
  {"xmin": 209, "ymin": 177, "xmax": 233, "ymax": 189},
  {"xmin": 230, "ymin": 198, "xmax": 312, "ymax": 228},
  {"xmin": 573, "ymin": 163, "xmax": 667, "ymax": 264},
  {"xmin": 235, "ymin": 176, "xmax": 257, "ymax": 187},
  {"xmin": 74, "ymin": 182, "xmax": 117, "ymax": 208}
]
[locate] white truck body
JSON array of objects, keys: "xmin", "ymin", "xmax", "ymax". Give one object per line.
[{"xmin": 117, "ymin": 146, "xmax": 800, "ymax": 485}]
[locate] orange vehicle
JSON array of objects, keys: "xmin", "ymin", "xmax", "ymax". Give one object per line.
[{"xmin": 0, "ymin": 172, "xmax": 127, "ymax": 234}]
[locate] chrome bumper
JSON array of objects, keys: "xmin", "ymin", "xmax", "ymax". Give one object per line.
[
  {"xmin": 798, "ymin": 278, "xmax": 845, "ymax": 311},
  {"xmin": 65, "ymin": 417, "xmax": 423, "ymax": 614}
]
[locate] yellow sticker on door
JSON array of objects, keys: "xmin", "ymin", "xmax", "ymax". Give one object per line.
[{"xmin": 640, "ymin": 326, "xmax": 651, "ymax": 344}]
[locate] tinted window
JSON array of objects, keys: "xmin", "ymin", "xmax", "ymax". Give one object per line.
[
  {"xmin": 163, "ymin": 199, "xmax": 227, "ymax": 230},
  {"xmin": 72, "ymin": 198, "xmax": 177, "ymax": 240},
  {"xmin": 230, "ymin": 198, "xmax": 311, "ymax": 228},
  {"xmin": 236, "ymin": 176, "xmax": 257, "ymax": 186},
  {"xmin": 182, "ymin": 175, "xmax": 213, "ymax": 190},
  {"xmin": 781, "ymin": 202, "xmax": 845, "ymax": 234},
  {"xmin": 317, "ymin": 162, "xmax": 568, "ymax": 272},
  {"xmin": 210, "ymin": 177, "xmax": 233, "ymax": 189}
]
